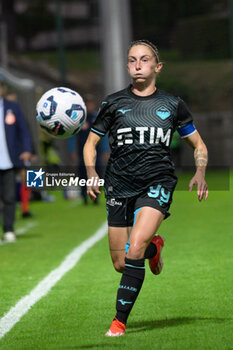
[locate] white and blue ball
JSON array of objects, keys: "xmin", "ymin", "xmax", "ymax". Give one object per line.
[{"xmin": 36, "ymin": 87, "xmax": 86, "ymax": 138}]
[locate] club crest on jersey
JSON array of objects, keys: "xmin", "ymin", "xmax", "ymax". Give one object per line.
[{"xmin": 156, "ymin": 107, "xmax": 171, "ymax": 120}]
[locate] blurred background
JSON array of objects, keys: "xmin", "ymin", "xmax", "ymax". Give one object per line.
[
  {"xmin": 0, "ymin": 3, "xmax": 232, "ymax": 346},
  {"xmin": 0, "ymin": 0, "xmax": 232, "ymax": 169}
]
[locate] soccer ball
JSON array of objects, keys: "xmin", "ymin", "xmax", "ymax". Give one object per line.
[{"xmin": 36, "ymin": 87, "xmax": 86, "ymax": 138}]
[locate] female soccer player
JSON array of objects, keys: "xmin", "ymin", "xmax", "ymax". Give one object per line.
[{"xmin": 83, "ymin": 40, "xmax": 208, "ymax": 337}]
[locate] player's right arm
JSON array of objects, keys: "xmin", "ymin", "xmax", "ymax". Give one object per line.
[{"xmin": 83, "ymin": 131, "xmax": 102, "ymax": 200}]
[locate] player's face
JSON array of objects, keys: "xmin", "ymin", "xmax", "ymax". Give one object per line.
[{"xmin": 127, "ymin": 45, "xmax": 162, "ymax": 83}]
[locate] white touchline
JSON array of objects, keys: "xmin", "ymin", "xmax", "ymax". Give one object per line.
[
  {"xmin": 15, "ymin": 222, "xmax": 38, "ymax": 235},
  {"xmin": 0, "ymin": 221, "xmax": 108, "ymax": 340}
]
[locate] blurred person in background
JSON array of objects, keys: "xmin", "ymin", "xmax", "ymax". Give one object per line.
[
  {"xmin": 84, "ymin": 40, "xmax": 208, "ymax": 336},
  {"xmin": 0, "ymin": 79, "xmax": 32, "ymax": 243},
  {"xmin": 5, "ymin": 89, "xmax": 35, "ymax": 218},
  {"xmin": 69, "ymin": 94, "xmax": 109, "ymax": 204}
]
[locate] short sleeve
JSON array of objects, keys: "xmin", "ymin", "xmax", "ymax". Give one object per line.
[
  {"xmin": 177, "ymin": 99, "xmax": 193, "ymax": 127},
  {"xmin": 176, "ymin": 99, "xmax": 197, "ymax": 138},
  {"xmin": 91, "ymin": 99, "xmax": 113, "ymax": 137}
]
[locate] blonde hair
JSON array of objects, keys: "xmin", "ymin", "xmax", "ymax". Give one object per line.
[{"xmin": 128, "ymin": 40, "xmax": 160, "ymax": 63}]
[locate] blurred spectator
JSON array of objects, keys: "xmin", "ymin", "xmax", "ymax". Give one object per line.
[
  {"xmin": 69, "ymin": 94, "xmax": 109, "ymax": 204},
  {"xmin": 0, "ymin": 79, "xmax": 32, "ymax": 242},
  {"xmin": 4, "ymin": 91, "xmax": 18, "ymax": 102},
  {"xmin": 5, "ymin": 90, "xmax": 34, "ymax": 218}
]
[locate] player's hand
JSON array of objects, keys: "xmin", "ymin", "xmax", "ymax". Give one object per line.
[
  {"xmin": 86, "ymin": 167, "xmax": 101, "ymax": 201},
  {"xmin": 189, "ymin": 170, "xmax": 208, "ymax": 201},
  {"xmin": 19, "ymin": 152, "xmax": 32, "ymax": 165}
]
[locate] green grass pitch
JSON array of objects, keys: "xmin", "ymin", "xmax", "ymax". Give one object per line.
[{"xmin": 0, "ymin": 172, "xmax": 232, "ymax": 350}]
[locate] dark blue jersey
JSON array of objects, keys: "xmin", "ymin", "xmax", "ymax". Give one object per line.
[{"xmin": 91, "ymin": 85, "xmax": 194, "ymax": 198}]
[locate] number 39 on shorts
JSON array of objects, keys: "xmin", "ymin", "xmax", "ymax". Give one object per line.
[{"xmin": 147, "ymin": 185, "xmax": 171, "ymax": 206}]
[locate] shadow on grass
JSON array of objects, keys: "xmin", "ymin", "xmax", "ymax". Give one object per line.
[
  {"xmin": 16, "ymin": 233, "xmax": 42, "ymax": 240},
  {"xmin": 54, "ymin": 317, "xmax": 233, "ymax": 349},
  {"xmin": 62, "ymin": 345, "xmax": 122, "ymax": 349},
  {"xmin": 127, "ymin": 316, "xmax": 233, "ymax": 334}
]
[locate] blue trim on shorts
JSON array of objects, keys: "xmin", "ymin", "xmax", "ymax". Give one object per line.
[{"xmin": 125, "ymin": 207, "xmax": 142, "ymax": 253}]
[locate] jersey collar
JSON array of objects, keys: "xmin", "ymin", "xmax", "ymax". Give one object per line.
[{"xmin": 127, "ymin": 84, "xmax": 159, "ymax": 100}]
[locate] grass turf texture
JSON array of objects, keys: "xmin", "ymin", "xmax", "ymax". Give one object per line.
[{"xmin": 0, "ymin": 172, "xmax": 232, "ymax": 350}]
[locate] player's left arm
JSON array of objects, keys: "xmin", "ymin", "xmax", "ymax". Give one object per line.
[{"xmin": 184, "ymin": 131, "xmax": 208, "ymax": 201}]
